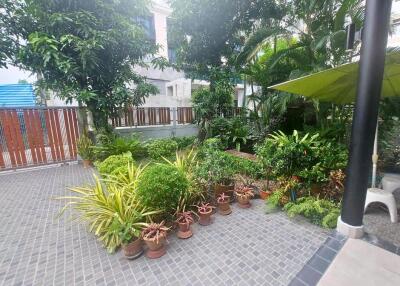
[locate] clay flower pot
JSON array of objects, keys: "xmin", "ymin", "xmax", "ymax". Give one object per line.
[
  {"xmin": 217, "ymin": 193, "xmax": 232, "ymax": 215},
  {"xmin": 82, "ymin": 159, "xmax": 91, "ymax": 168},
  {"xmin": 198, "ymin": 209, "xmax": 213, "ymax": 225},
  {"xmin": 236, "ymin": 194, "xmax": 251, "ymax": 208},
  {"xmin": 122, "ymin": 238, "xmax": 143, "ymax": 260},
  {"xmin": 141, "ymin": 222, "xmax": 169, "ymax": 259},
  {"xmin": 143, "ymin": 234, "xmax": 167, "ymax": 259},
  {"xmin": 177, "ymin": 222, "xmax": 193, "ymax": 239},
  {"xmin": 235, "ymin": 187, "xmax": 254, "ymax": 208},
  {"xmin": 259, "ymin": 189, "xmax": 272, "ymax": 200},
  {"xmin": 176, "ymin": 211, "xmax": 194, "ymax": 239}
]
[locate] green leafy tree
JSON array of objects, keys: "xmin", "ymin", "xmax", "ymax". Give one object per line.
[
  {"xmin": 169, "ymin": 0, "xmax": 281, "ymax": 87},
  {"xmin": 1, "ymin": 0, "xmax": 164, "ymax": 128},
  {"xmin": 236, "ymin": 0, "xmax": 364, "ymax": 135},
  {"xmin": 192, "ymin": 69, "xmax": 234, "ymax": 139}
]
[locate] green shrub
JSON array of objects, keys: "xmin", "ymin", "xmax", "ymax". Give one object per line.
[
  {"xmin": 137, "ymin": 164, "xmax": 189, "ymax": 217},
  {"xmin": 228, "ymin": 155, "xmax": 264, "ymax": 179},
  {"xmin": 194, "ymin": 149, "xmax": 236, "ymax": 185},
  {"xmin": 93, "ymin": 136, "xmax": 146, "ymax": 161},
  {"xmin": 198, "ymin": 138, "xmax": 225, "ymax": 159},
  {"xmin": 96, "ymin": 152, "xmax": 134, "ymax": 177},
  {"xmin": 146, "ymin": 138, "xmax": 178, "ymax": 160},
  {"xmin": 172, "ymin": 136, "xmax": 197, "ymax": 150},
  {"xmin": 256, "ymin": 130, "xmax": 320, "ymax": 179},
  {"xmin": 322, "ymin": 209, "xmax": 341, "ymax": 228},
  {"xmin": 283, "ymin": 196, "xmax": 340, "ymax": 229},
  {"xmin": 267, "ymin": 189, "xmax": 285, "ymax": 207},
  {"xmin": 209, "ymin": 117, "xmax": 231, "ymax": 145}
]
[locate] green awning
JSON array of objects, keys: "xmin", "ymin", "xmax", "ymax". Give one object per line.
[{"xmin": 268, "ymin": 52, "xmax": 400, "ymax": 104}]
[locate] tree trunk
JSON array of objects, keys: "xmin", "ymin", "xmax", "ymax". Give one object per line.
[{"xmin": 86, "ymin": 101, "xmax": 108, "ymax": 131}]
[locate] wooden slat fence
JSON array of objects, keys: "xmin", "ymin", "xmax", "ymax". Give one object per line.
[
  {"xmin": 111, "ymin": 107, "xmax": 192, "ymax": 128},
  {"xmin": 0, "ymin": 107, "xmax": 80, "ymax": 170}
]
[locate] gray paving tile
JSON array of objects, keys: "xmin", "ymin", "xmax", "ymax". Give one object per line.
[{"xmin": 0, "ymin": 164, "xmax": 329, "ymax": 285}]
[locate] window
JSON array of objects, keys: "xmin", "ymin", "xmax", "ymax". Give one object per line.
[
  {"xmin": 167, "ymin": 18, "xmax": 177, "ymax": 63},
  {"xmin": 167, "ymin": 86, "xmax": 173, "ymax": 97},
  {"xmin": 136, "ymin": 14, "xmax": 156, "ymax": 43}
]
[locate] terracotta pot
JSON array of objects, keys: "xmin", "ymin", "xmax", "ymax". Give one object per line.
[
  {"xmin": 311, "ymin": 183, "xmax": 322, "ymax": 195},
  {"xmin": 143, "ymin": 233, "xmax": 167, "ymax": 259},
  {"xmin": 198, "ymin": 209, "xmax": 213, "ymax": 225},
  {"xmin": 214, "ymin": 184, "xmax": 234, "ymax": 202},
  {"xmin": 82, "ymin": 159, "xmax": 91, "ymax": 168},
  {"xmin": 217, "ymin": 200, "xmax": 232, "ymax": 215},
  {"xmin": 236, "ymin": 192, "xmax": 251, "ymax": 208},
  {"xmin": 259, "ymin": 189, "xmax": 272, "ymax": 200},
  {"xmin": 291, "ymin": 175, "xmax": 300, "ymax": 182},
  {"xmin": 122, "ymin": 238, "xmax": 143, "ymax": 260},
  {"xmin": 177, "ymin": 222, "xmax": 193, "ymax": 239}
]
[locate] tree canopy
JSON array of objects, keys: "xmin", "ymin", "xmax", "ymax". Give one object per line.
[
  {"xmin": 169, "ymin": 0, "xmax": 282, "ymax": 82},
  {"xmin": 0, "ymin": 0, "xmax": 163, "ymax": 128}
]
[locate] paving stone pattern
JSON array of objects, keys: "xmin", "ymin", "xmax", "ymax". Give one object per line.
[
  {"xmin": 288, "ymin": 232, "xmax": 347, "ymax": 286},
  {"xmin": 0, "ymin": 164, "xmax": 330, "ymax": 286}
]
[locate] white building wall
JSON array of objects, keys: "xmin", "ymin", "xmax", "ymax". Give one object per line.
[{"xmin": 389, "ymin": 1, "xmax": 400, "ymax": 47}]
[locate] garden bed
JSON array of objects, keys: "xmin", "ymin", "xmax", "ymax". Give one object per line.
[{"xmin": 225, "ymin": 149, "xmax": 257, "ymax": 161}]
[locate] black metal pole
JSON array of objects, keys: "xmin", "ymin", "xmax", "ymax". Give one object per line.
[{"xmin": 341, "ymin": 0, "xmax": 392, "ymax": 226}]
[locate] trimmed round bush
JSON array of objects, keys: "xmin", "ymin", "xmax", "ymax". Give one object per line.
[
  {"xmin": 96, "ymin": 153, "xmax": 134, "ymax": 177},
  {"xmin": 137, "ymin": 164, "xmax": 189, "ymax": 216},
  {"xmin": 146, "ymin": 139, "xmax": 178, "ymax": 160}
]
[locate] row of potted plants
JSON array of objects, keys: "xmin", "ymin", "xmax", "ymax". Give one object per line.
[{"xmin": 122, "ymin": 187, "xmax": 255, "ymax": 260}]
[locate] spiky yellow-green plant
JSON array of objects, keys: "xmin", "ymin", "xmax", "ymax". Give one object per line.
[
  {"xmin": 57, "ymin": 169, "xmax": 159, "ymax": 253},
  {"xmin": 162, "ymin": 148, "xmax": 198, "ymax": 175},
  {"xmin": 105, "ymin": 162, "xmax": 147, "ymax": 190},
  {"xmin": 163, "ymin": 149, "xmax": 205, "ymax": 215}
]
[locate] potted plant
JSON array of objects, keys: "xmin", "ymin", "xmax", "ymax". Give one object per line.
[
  {"xmin": 77, "ymin": 133, "xmax": 94, "ymax": 168},
  {"xmin": 141, "ymin": 222, "xmax": 170, "ymax": 259},
  {"xmin": 108, "ymin": 219, "xmax": 143, "ymax": 259},
  {"xmin": 107, "ymin": 204, "xmax": 160, "ymax": 259},
  {"xmin": 235, "ymin": 186, "xmax": 254, "ymax": 208},
  {"xmin": 259, "ymin": 183, "xmax": 272, "ymax": 200},
  {"xmin": 194, "ymin": 150, "xmax": 235, "ymax": 200},
  {"xmin": 176, "ymin": 211, "xmax": 195, "ymax": 239},
  {"xmin": 217, "ymin": 193, "xmax": 231, "ymax": 215},
  {"xmin": 197, "ymin": 203, "xmax": 215, "ymax": 225},
  {"xmin": 256, "ymin": 130, "xmax": 320, "ymax": 185}
]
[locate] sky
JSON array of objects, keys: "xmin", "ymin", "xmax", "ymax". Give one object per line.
[{"xmin": 0, "ymin": 65, "xmax": 35, "ymax": 84}]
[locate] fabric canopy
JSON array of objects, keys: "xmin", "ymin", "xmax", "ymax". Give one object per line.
[{"xmin": 268, "ymin": 52, "xmax": 400, "ymax": 104}]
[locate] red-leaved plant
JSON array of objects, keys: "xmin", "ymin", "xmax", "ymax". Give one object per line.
[
  {"xmin": 141, "ymin": 221, "xmax": 170, "ymax": 244},
  {"xmin": 197, "ymin": 203, "xmax": 215, "ymax": 214},
  {"xmin": 176, "ymin": 211, "xmax": 195, "ymax": 225},
  {"xmin": 235, "ymin": 186, "xmax": 254, "ymax": 199},
  {"xmin": 217, "ymin": 193, "xmax": 230, "ymax": 204}
]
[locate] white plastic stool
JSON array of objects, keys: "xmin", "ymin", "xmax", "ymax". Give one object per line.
[
  {"xmin": 364, "ymin": 188, "xmax": 398, "ymax": 223},
  {"xmin": 382, "ymin": 175, "xmax": 400, "ymax": 193}
]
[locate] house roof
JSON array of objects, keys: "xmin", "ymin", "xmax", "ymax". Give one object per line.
[{"xmin": 0, "ymin": 84, "xmax": 36, "ymax": 107}]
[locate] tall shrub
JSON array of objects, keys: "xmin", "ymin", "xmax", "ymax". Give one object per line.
[{"xmin": 137, "ymin": 164, "xmax": 189, "ymax": 218}]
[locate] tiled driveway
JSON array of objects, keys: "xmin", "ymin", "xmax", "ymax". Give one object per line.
[{"xmin": 0, "ymin": 164, "xmax": 330, "ymax": 286}]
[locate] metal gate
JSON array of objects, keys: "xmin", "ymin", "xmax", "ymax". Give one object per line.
[{"xmin": 0, "ymin": 107, "xmax": 80, "ymax": 170}]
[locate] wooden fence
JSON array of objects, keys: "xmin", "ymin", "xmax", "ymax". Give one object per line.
[
  {"xmin": 110, "ymin": 107, "xmax": 194, "ymax": 128},
  {"xmin": 110, "ymin": 107, "xmax": 243, "ymax": 128},
  {"xmin": 0, "ymin": 107, "xmax": 80, "ymax": 170}
]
